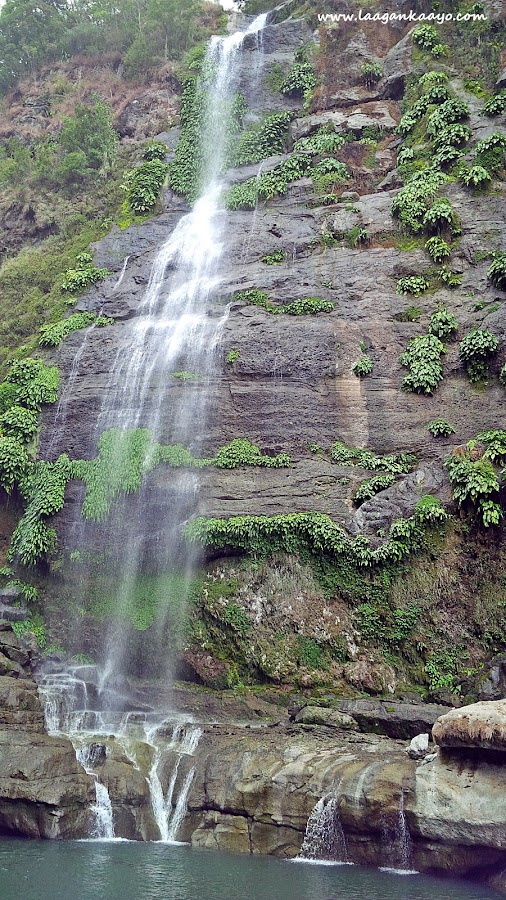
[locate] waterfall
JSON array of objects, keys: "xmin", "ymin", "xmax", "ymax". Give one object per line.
[
  {"xmin": 76, "ymin": 743, "xmax": 115, "ymax": 840},
  {"xmin": 38, "ymin": 10, "xmax": 268, "ymax": 841},
  {"xmin": 145, "ymin": 723, "xmax": 203, "ymax": 842},
  {"xmin": 298, "ymin": 796, "xmax": 348, "ymax": 863},
  {"xmin": 379, "ymin": 791, "xmax": 416, "ymax": 874},
  {"xmin": 54, "ymin": 9, "xmax": 270, "ymax": 692}
]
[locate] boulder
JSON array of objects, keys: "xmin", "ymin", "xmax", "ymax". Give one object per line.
[
  {"xmin": 335, "ymin": 698, "xmax": 450, "ymax": 739},
  {"xmin": 294, "ymin": 706, "xmax": 358, "ymax": 730},
  {"xmin": 407, "ymin": 733, "xmax": 429, "ymax": 759},
  {"xmin": 432, "ymin": 700, "xmax": 506, "ymax": 753},
  {"xmin": 496, "ymin": 68, "xmax": 506, "ymax": 91},
  {"xmin": 380, "ymin": 31, "xmax": 413, "ymax": 99}
]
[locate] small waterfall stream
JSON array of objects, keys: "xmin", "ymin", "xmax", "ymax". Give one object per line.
[{"xmin": 299, "ymin": 796, "xmax": 348, "ymax": 863}]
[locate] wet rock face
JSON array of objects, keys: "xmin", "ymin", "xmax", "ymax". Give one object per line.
[{"xmin": 0, "ymin": 625, "xmax": 95, "ymax": 839}]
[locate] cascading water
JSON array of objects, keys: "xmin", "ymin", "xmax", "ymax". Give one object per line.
[
  {"xmin": 38, "ymin": 11, "xmax": 268, "ymax": 840},
  {"xmin": 299, "ymin": 795, "xmax": 348, "ymax": 863}
]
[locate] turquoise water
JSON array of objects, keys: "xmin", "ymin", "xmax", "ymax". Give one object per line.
[{"xmin": 0, "ymin": 840, "xmax": 502, "ymax": 900}]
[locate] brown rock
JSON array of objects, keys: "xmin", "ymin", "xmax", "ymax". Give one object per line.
[{"xmin": 432, "ymin": 700, "xmax": 506, "ymax": 753}]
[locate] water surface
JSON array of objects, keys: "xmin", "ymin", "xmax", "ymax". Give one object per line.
[{"xmin": 0, "ymin": 839, "xmax": 502, "ymax": 900}]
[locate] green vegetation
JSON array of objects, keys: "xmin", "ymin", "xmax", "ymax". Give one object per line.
[
  {"xmin": 475, "ymin": 133, "xmax": 506, "ymax": 173},
  {"xmin": 0, "ymin": 0, "xmax": 213, "ymax": 94},
  {"xmin": 446, "ymin": 443, "xmax": 502, "ymax": 527},
  {"xmin": 412, "ymin": 24, "xmax": 447, "ymax": 57},
  {"xmin": 460, "ymin": 164, "xmax": 492, "ymax": 191},
  {"xmin": 428, "ymin": 307, "xmax": 458, "ymax": 340},
  {"xmin": 360, "ymin": 62, "xmax": 382, "ymax": 86},
  {"xmin": 483, "ymin": 91, "xmax": 506, "ymax": 116},
  {"xmin": 330, "ymin": 441, "xmax": 415, "ymax": 475},
  {"xmin": 60, "ymin": 252, "xmax": 110, "ymax": 295},
  {"xmin": 228, "ymin": 113, "xmax": 291, "ymax": 167},
  {"xmin": 233, "ymin": 290, "xmax": 334, "ymax": 316},
  {"xmin": 487, "ymin": 253, "xmax": 506, "ymax": 291},
  {"xmin": 227, "ymin": 349, "xmax": 239, "ymax": 365},
  {"xmin": 425, "ymin": 237, "xmax": 451, "ymax": 264},
  {"xmin": 39, "ymin": 313, "xmax": 113, "ymax": 348},
  {"xmin": 213, "ymin": 439, "xmax": 290, "ymax": 469},
  {"xmin": 352, "ymin": 354, "xmax": 373, "ymax": 377},
  {"xmin": 142, "ymin": 141, "xmax": 168, "ymax": 161},
  {"xmin": 354, "ymin": 473, "xmax": 396, "ymax": 503},
  {"xmin": 428, "ymin": 419, "xmax": 455, "ymax": 438},
  {"xmin": 6, "ymin": 427, "xmax": 292, "ymax": 565},
  {"xmin": 396, "ymin": 275, "xmax": 429, "ymax": 296},
  {"xmin": 280, "ymin": 49, "xmax": 317, "ymax": 103},
  {"xmin": 185, "ymin": 498, "xmax": 448, "ymax": 569},
  {"xmin": 261, "ymin": 249, "xmax": 285, "ymax": 265},
  {"xmin": 459, "ymin": 328, "xmax": 499, "ymax": 382},
  {"xmin": 400, "ymin": 333, "xmax": 445, "ymax": 395},
  {"xmin": 125, "ymin": 159, "xmax": 169, "ymax": 214}
]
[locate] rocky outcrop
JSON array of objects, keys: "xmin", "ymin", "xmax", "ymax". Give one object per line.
[
  {"xmin": 432, "ymin": 700, "xmax": 506, "ymax": 753},
  {"xmin": 0, "ymin": 625, "xmax": 94, "ymax": 838}
]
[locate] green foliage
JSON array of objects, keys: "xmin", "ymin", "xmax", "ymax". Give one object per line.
[
  {"xmin": 483, "ymin": 91, "xmax": 506, "ymax": 116},
  {"xmin": 61, "ymin": 257, "xmax": 110, "ymax": 294},
  {"xmin": 475, "ymin": 133, "xmax": 506, "ymax": 173},
  {"xmin": 354, "ymin": 473, "xmax": 396, "ymax": 503},
  {"xmin": 419, "ymin": 71, "xmax": 449, "ymax": 88},
  {"xmin": 432, "ymin": 123, "xmax": 471, "ymax": 150},
  {"xmin": 185, "ymin": 499, "xmax": 444, "ymax": 571},
  {"xmin": 396, "ymin": 275, "xmax": 429, "ymax": 296},
  {"xmin": 261, "ymin": 249, "xmax": 285, "ymax": 265},
  {"xmin": 400, "ymin": 334, "xmax": 445, "ymax": 395},
  {"xmin": 415, "ymin": 494, "xmax": 448, "ymax": 524},
  {"xmin": 330, "ymin": 441, "xmax": 415, "ymax": 476},
  {"xmin": 233, "ymin": 290, "xmax": 333, "ymax": 316},
  {"xmin": 477, "ymin": 430, "xmax": 506, "ymax": 465},
  {"xmin": 170, "ymin": 77, "xmax": 205, "ymax": 202},
  {"xmin": 171, "ymin": 371, "xmax": 201, "ymax": 381},
  {"xmin": 446, "ymin": 448, "xmax": 500, "ymax": 526},
  {"xmin": 213, "ymin": 439, "xmax": 290, "ymax": 469},
  {"xmin": 280, "ymin": 52, "xmax": 317, "ymax": 99},
  {"xmin": 125, "ymin": 159, "xmax": 168, "ymax": 215},
  {"xmin": 459, "ymin": 328, "xmax": 499, "ymax": 382},
  {"xmin": 422, "ymin": 198, "xmax": 461, "ymax": 236},
  {"xmin": 227, "ymin": 349, "xmax": 239, "ymax": 364},
  {"xmin": 352, "ymin": 354, "xmax": 373, "ymax": 377},
  {"xmin": 10, "ymin": 455, "xmax": 71, "ymax": 565},
  {"xmin": 142, "ymin": 141, "xmax": 168, "ymax": 161},
  {"xmin": 425, "ymin": 648, "xmax": 459, "ymax": 693},
  {"xmin": 0, "ymin": 437, "xmax": 32, "ymax": 494},
  {"xmin": 57, "ymin": 98, "xmax": 118, "ymax": 182},
  {"xmin": 428, "ymin": 307, "xmax": 458, "ymax": 340},
  {"xmin": 6, "ymin": 359, "xmax": 59, "ymax": 411},
  {"xmin": 398, "ymin": 306, "xmax": 422, "ymax": 323},
  {"xmin": 226, "ymin": 152, "xmax": 311, "ymax": 210},
  {"xmin": 39, "ymin": 313, "xmax": 112, "ymax": 347},
  {"xmin": 459, "ymin": 164, "xmax": 492, "ymax": 190},
  {"xmin": 0, "ymin": 405, "xmax": 38, "ymax": 442},
  {"xmin": 487, "ymin": 253, "xmax": 506, "ymax": 291},
  {"xmin": 12, "ymin": 616, "xmax": 47, "ymax": 649},
  {"xmin": 428, "ymin": 418, "xmax": 455, "ymax": 438},
  {"xmin": 294, "ymin": 128, "xmax": 345, "ymax": 156},
  {"xmin": 412, "ymin": 24, "xmax": 445, "ymax": 54},
  {"xmin": 426, "ymin": 99, "xmax": 469, "ymax": 136},
  {"xmin": 360, "ymin": 62, "xmax": 382, "ymax": 86},
  {"xmin": 425, "ymin": 237, "xmax": 450, "ymax": 263},
  {"xmin": 229, "ymin": 113, "xmax": 291, "ymax": 167},
  {"xmin": 221, "ymin": 603, "xmax": 251, "ymax": 637},
  {"xmin": 391, "ymin": 169, "xmax": 447, "ymax": 233}
]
